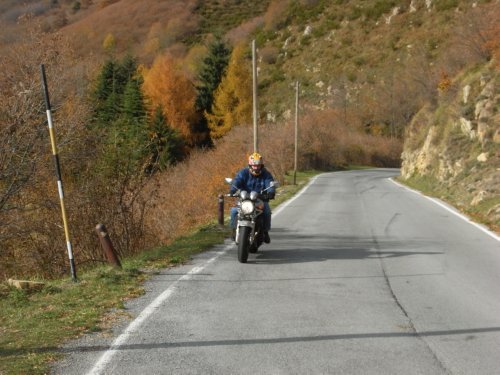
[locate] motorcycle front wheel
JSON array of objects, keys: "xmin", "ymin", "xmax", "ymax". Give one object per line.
[{"xmin": 237, "ymin": 226, "xmax": 251, "ymax": 263}]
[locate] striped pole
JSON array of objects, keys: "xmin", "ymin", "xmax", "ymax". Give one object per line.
[{"xmin": 40, "ymin": 64, "xmax": 77, "ymax": 282}]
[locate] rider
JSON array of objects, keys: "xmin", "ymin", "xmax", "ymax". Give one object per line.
[{"xmin": 229, "ymin": 152, "xmax": 276, "ymax": 243}]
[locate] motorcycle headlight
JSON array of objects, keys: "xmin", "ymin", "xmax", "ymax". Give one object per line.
[{"xmin": 241, "ymin": 200, "xmax": 255, "ymax": 214}]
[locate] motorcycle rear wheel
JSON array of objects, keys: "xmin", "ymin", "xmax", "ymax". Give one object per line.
[{"xmin": 237, "ymin": 226, "xmax": 251, "ymax": 263}]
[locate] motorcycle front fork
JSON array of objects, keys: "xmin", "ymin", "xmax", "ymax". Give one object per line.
[{"xmin": 235, "ymin": 222, "xmax": 255, "ymax": 244}]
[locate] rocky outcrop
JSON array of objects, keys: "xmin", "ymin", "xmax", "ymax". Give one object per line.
[{"xmin": 401, "ymin": 61, "xmax": 499, "ymax": 229}]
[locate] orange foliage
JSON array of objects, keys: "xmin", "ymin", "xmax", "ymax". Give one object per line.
[
  {"xmin": 144, "ymin": 135, "xmax": 246, "ymax": 243},
  {"xmin": 483, "ymin": 16, "xmax": 500, "ymax": 63},
  {"xmin": 437, "ymin": 71, "xmax": 452, "ymax": 92},
  {"xmin": 143, "ymin": 109, "xmax": 402, "ymax": 245},
  {"xmin": 142, "ymin": 54, "xmax": 198, "ymax": 144},
  {"xmin": 61, "ymin": 0, "xmax": 200, "ymax": 60}
]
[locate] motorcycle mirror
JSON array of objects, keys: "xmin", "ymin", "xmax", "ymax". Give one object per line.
[
  {"xmin": 270, "ymin": 180, "xmax": 280, "ymax": 187},
  {"xmin": 225, "ymin": 177, "xmax": 233, "ymax": 184}
]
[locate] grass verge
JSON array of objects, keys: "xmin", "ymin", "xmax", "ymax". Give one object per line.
[
  {"xmin": 397, "ymin": 175, "xmax": 500, "ymax": 233},
  {"xmin": 0, "ymin": 170, "xmax": 320, "ymax": 375}
]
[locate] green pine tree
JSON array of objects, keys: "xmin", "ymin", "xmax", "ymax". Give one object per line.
[
  {"xmin": 195, "ymin": 36, "xmax": 231, "ymax": 114},
  {"xmin": 116, "ymin": 54, "xmax": 138, "ymax": 90},
  {"xmin": 91, "ymin": 54, "xmax": 153, "ymax": 178},
  {"xmin": 94, "ymin": 59, "xmax": 115, "ymax": 102},
  {"xmin": 122, "ymin": 77, "xmax": 146, "ymax": 123},
  {"xmin": 147, "ymin": 106, "xmax": 185, "ymax": 172},
  {"xmin": 93, "ymin": 55, "xmax": 141, "ymax": 125},
  {"xmin": 92, "ymin": 59, "xmax": 117, "ymax": 123}
]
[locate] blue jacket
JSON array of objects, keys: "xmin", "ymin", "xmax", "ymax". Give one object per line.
[{"xmin": 230, "ymin": 167, "xmax": 276, "ymax": 198}]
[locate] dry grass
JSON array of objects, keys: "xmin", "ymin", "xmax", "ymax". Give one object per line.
[
  {"xmin": 142, "ymin": 116, "xmax": 401, "ymax": 246},
  {"xmin": 61, "ymin": 0, "xmax": 199, "ymax": 60}
]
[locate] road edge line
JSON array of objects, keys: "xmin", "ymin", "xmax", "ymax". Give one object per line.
[
  {"xmin": 88, "ymin": 173, "xmax": 324, "ymax": 374},
  {"xmin": 389, "ymin": 178, "xmax": 499, "ymax": 242},
  {"xmin": 272, "ymin": 173, "xmax": 323, "ymax": 218},
  {"xmin": 86, "ymin": 245, "xmax": 231, "ymax": 375}
]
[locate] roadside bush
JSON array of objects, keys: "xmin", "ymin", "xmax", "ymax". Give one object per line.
[{"xmin": 365, "ymin": 0, "xmax": 397, "ymax": 21}]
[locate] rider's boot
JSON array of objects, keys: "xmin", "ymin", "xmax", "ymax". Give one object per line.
[{"xmin": 264, "ymin": 231, "xmax": 270, "ymax": 244}]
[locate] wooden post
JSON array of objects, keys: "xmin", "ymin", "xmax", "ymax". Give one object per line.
[{"xmin": 293, "ymin": 81, "xmax": 299, "ymax": 185}]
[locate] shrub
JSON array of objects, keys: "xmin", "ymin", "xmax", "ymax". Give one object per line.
[
  {"xmin": 324, "ymin": 18, "xmax": 341, "ymax": 30},
  {"xmin": 353, "ymin": 56, "xmax": 366, "ymax": 67},
  {"xmin": 260, "ymin": 45, "xmax": 280, "ymax": 64},
  {"xmin": 365, "ymin": 0, "xmax": 397, "ymax": 21},
  {"xmin": 301, "ymin": 34, "xmax": 312, "ymax": 46},
  {"xmin": 435, "ymin": 0, "xmax": 459, "ymax": 11},
  {"xmin": 348, "ymin": 7, "xmax": 363, "ymax": 21},
  {"xmin": 347, "ymin": 71, "xmax": 357, "ymax": 82}
]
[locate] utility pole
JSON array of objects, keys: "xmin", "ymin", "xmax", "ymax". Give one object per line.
[
  {"xmin": 252, "ymin": 40, "xmax": 258, "ymax": 153},
  {"xmin": 293, "ymin": 81, "xmax": 299, "ymax": 185}
]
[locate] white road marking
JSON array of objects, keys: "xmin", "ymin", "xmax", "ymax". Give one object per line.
[
  {"xmin": 390, "ymin": 178, "xmax": 499, "ymax": 242},
  {"xmin": 86, "ymin": 246, "xmax": 229, "ymax": 375},
  {"xmin": 272, "ymin": 174, "xmax": 321, "ymax": 217},
  {"xmin": 87, "ymin": 174, "xmax": 321, "ymax": 374}
]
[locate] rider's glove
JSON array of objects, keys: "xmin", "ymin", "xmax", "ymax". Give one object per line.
[{"xmin": 260, "ymin": 192, "xmax": 273, "ymax": 201}]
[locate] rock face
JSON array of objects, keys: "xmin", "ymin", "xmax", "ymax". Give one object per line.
[
  {"xmin": 401, "ymin": 61, "xmax": 499, "ymax": 228},
  {"xmin": 8, "ymin": 278, "xmax": 45, "ymax": 291}
]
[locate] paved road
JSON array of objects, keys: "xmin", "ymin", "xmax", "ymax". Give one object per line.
[{"xmin": 54, "ymin": 169, "xmax": 500, "ymax": 375}]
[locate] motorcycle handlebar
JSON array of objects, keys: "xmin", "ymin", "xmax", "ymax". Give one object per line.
[{"xmin": 224, "ymin": 192, "xmax": 275, "ymax": 200}]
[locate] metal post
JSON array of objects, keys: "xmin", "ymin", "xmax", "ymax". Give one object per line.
[
  {"xmin": 95, "ymin": 224, "xmax": 122, "ymax": 268},
  {"xmin": 217, "ymin": 194, "xmax": 224, "ymax": 226},
  {"xmin": 40, "ymin": 64, "xmax": 77, "ymax": 282},
  {"xmin": 252, "ymin": 40, "xmax": 258, "ymax": 153},
  {"xmin": 293, "ymin": 81, "xmax": 299, "ymax": 185}
]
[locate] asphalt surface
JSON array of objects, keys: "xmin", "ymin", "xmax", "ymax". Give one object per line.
[{"xmin": 53, "ymin": 169, "xmax": 500, "ymax": 375}]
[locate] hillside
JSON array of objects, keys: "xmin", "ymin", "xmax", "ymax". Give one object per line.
[
  {"xmin": 0, "ymin": 0, "xmax": 498, "ymax": 282},
  {"xmin": 401, "ymin": 60, "xmax": 499, "ymax": 231},
  {"xmin": 69, "ymin": 0, "xmax": 498, "ymax": 137},
  {"xmin": 2, "ymin": 1, "xmax": 497, "ymax": 119}
]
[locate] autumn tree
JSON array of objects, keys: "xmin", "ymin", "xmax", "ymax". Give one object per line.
[
  {"xmin": 142, "ymin": 54, "xmax": 199, "ymax": 146},
  {"xmin": 453, "ymin": 3, "xmax": 500, "ymax": 63},
  {"xmin": 0, "ymin": 24, "xmax": 98, "ymax": 278},
  {"xmin": 206, "ymin": 43, "xmax": 252, "ymax": 139},
  {"xmin": 103, "ymin": 33, "xmax": 116, "ymax": 55}
]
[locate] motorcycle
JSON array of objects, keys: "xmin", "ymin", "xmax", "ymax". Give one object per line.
[{"xmin": 225, "ymin": 178, "xmax": 279, "ymax": 263}]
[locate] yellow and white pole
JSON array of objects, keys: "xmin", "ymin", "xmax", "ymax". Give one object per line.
[{"xmin": 40, "ymin": 64, "xmax": 77, "ymax": 282}]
